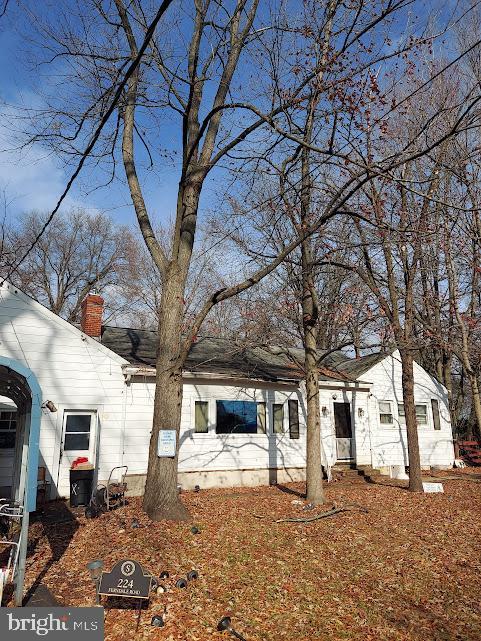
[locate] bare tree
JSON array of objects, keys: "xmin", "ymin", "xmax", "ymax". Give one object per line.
[
  {"xmin": 16, "ymin": 0, "xmax": 481, "ymax": 518},
  {"xmin": 1, "ymin": 208, "xmax": 133, "ymax": 323}
]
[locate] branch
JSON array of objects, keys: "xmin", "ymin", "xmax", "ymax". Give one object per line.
[{"xmin": 1, "ymin": 0, "xmax": 174, "ymax": 285}]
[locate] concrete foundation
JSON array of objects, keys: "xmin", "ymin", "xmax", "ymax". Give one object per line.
[{"xmin": 124, "ymin": 467, "xmax": 306, "ymax": 496}]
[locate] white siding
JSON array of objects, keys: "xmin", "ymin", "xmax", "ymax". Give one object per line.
[
  {"xmin": 362, "ymin": 350, "xmax": 454, "ymax": 468},
  {"xmin": 0, "ymin": 283, "xmax": 128, "ymax": 497},
  {"xmin": 122, "ymin": 377, "xmax": 306, "ymax": 476}
]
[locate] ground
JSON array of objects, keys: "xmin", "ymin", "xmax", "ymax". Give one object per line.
[{"xmin": 14, "ymin": 471, "xmax": 481, "ymax": 640}]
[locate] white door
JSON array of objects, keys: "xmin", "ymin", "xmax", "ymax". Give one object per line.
[{"xmin": 58, "ymin": 411, "xmax": 97, "ymax": 496}]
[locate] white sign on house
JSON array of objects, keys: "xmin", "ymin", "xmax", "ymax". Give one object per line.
[{"xmin": 157, "ymin": 430, "xmax": 177, "ymax": 457}]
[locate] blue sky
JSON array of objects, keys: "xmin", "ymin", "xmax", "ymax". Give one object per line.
[
  {"xmin": 0, "ymin": 0, "xmax": 463, "ymax": 228},
  {"xmin": 0, "ymin": 2, "xmax": 183, "ymax": 226}
]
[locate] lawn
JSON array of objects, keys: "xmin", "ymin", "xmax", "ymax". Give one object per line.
[{"xmin": 20, "ymin": 472, "xmax": 481, "ymax": 641}]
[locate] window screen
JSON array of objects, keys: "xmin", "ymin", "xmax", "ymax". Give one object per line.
[
  {"xmin": 398, "ymin": 403, "xmax": 428, "ymax": 425},
  {"xmin": 64, "ymin": 414, "xmax": 91, "ymax": 451},
  {"xmin": 194, "ymin": 401, "xmax": 209, "ymax": 433},
  {"xmin": 273, "ymin": 403, "xmax": 284, "ymax": 434},
  {"xmin": 288, "ymin": 400, "xmax": 300, "ymax": 439},
  {"xmin": 431, "ymin": 399, "xmax": 441, "ymax": 430}
]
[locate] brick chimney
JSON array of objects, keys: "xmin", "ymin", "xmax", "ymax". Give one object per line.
[{"xmin": 80, "ymin": 293, "xmax": 104, "ymax": 339}]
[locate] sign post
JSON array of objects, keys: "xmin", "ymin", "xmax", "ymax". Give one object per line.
[{"xmin": 98, "ymin": 559, "xmax": 153, "ymax": 630}]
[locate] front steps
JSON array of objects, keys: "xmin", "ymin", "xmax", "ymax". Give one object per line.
[{"xmin": 331, "ymin": 463, "xmax": 382, "ymax": 484}]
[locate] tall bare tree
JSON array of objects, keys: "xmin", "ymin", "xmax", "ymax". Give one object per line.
[{"xmin": 16, "ymin": 0, "xmax": 481, "ymax": 517}]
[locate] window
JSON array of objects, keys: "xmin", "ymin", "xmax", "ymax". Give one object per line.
[
  {"xmin": 379, "ymin": 401, "xmax": 393, "ymax": 425},
  {"xmin": 0, "ymin": 410, "xmax": 16, "ymax": 449},
  {"xmin": 194, "ymin": 401, "xmax": 209, "ymax": 433},
  {"xmin": 273, "ymin": 403, "xmax": 284, "ymax": 434},
  {"xmin": 63, "ymin": 413, "xmax": 92, "ymax": 451},
  {"xmin": 216, "ymin": 401, "xmax": 259, "ymax": 434},
  {"xmin": 288, "ymin": 400, "xmax": 300, "ymax": 439},
  {"xmin": 398, "ymin": 403, "xmax": 428, "ymax": 426},
  {"xmin": 431, "ymin": 399, "xmax": 441, "ymax": 430},
  {"xmin": 257, "ymin": 402, "xmax": 266, "ymax": 434},
  {"xmin": 415, "ymin": 404, "xmax": 427, "ymax": 425},
  {"xmin": 398, "ymin": 403, "xmax": 405, "ymax": 422}
]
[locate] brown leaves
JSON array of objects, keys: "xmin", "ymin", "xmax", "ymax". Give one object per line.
[{"xmin": 15, "ymin": 473, "xmax": 481, "ymax": 640}]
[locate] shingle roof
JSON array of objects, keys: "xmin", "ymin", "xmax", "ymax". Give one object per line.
[
  {"xmin": 331, "ymin": 351, "xmax": 392, "ymax": 379},
  {"xmin": 100, "ymin": 326, "xmax": 348, "ymax": 382}
]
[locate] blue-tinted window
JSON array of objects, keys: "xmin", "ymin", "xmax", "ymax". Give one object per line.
[{"xmin": 216, "ymin": 401, "xmax": 258, "ymax": 434}]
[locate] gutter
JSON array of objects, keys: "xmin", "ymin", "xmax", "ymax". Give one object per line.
[{"xmin": 121, "ymin": 364, "xmax": 301, "ymax": 388}]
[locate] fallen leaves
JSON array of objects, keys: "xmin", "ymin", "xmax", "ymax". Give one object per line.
[{"xmin": 11, "ymin": 471, "xmax": 481, "ymax": 640}]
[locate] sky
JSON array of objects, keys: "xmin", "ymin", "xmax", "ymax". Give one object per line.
[
  {"xmin": 0, "ymin": 2, "xmax": 182, "ymax": 226},
  {"xmin": 0, "ymin": 0, "xmax": 463, "ymax": 229}
]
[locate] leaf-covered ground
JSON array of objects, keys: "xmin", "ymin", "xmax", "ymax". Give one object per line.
[{"xmin": 17, "ymin": 472, "xmax": 481, "ymax": 640}]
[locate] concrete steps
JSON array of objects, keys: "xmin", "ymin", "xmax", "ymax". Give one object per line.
[{"xmin": 331, "ymin": 464, "xmax": 383, "ymax": 484}]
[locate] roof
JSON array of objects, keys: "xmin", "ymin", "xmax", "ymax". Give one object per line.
[
  {"xmin": 100, "ymin": 326, "xmax": 348, "ymax": 383},
  {"xmin": 331, "ymin": 351, "xmax": 393, "ymax": 379}
]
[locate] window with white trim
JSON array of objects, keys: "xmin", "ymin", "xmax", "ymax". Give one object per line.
[
  {"xmin": 398, "ymin": 403, "xmax": 428, "ymax": 425},
  {"xmin": 379, "ymin": 401, "xmax": 393, "ymax": 425}
]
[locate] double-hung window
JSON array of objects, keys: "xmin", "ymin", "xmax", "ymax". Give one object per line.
[
  {"xmin": 397, "ymin": 403, "xmax": 428, "ymax": 426},
  {"xmin": 379, "ymin": 401, "xmax": 393, "ymax": 425}
]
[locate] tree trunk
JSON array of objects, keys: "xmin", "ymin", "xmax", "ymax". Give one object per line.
[
  {"xmin": 304, "ymin": 320, "xmax": 325, "ymax": 505},
  {"xmin": 143, "ymin": 266, "xmax": 190, "ymax": 521},
  {"xmin": 399, "ymin": 349, "xmax": 423, "ymax": 492},
  {"xmin": 468, "ymin": 374, "xmax": 481, "ymax": 441}
]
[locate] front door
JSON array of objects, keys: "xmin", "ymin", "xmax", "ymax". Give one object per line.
[
  {"xmin": 58, "ymin": 410, "xmax": 97, "ymax": 496},
  {"xmin": 334, "ymin": 402, "xmax": 353, "ymax": 461}
]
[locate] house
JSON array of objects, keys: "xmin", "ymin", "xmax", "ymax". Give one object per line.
[{"xmin": 0, "ymin": 282, "xmax": 455, "ymax": 501}]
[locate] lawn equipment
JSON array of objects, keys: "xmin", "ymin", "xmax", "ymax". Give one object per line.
[{"xmin": 85, "ymin": 466, "xmax": 128, "ymax": 518}]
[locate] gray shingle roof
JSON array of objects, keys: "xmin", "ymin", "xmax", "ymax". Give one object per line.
[
  {"xmin": 100, "ymin": 326, "xmax": 348, "ymax": 382},
  {"xmin": 331, "ymin": 351, "xmax": 392, "ymax": 379}
]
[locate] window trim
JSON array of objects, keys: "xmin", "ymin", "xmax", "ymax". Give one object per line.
[
  {"xmin": 379, "ymin": 400, "xmax": 394, "ymax": 426},
  {"xmin": 62, "ymin": 410, "xmax": 96, "ymax": 452}
]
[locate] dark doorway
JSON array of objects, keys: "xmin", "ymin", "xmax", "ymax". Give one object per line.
[{"xmin": 334, "ymin": 402, "xmax": 353, "ymax": 460}]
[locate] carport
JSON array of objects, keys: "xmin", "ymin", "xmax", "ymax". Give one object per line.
[{"xmin": 0, "ymin": 356, "xmax": 41, "ymax": 605}]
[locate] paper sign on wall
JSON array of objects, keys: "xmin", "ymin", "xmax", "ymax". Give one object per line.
[
  {"xmin": 422, "ymin": 482, "xmax": 444, "ymax": 493},
  {"xmin": 157, "ymin": 430, "xmax": 176, "ymax": 457}
]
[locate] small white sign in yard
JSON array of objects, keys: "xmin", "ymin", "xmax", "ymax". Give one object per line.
[
  {"xmin": 157, "ymin": 430, "xmax": 176, "ymax": 457},
  {"xmin": 422, "ymin": 482, "xmax": 444, "ymax": 493}
]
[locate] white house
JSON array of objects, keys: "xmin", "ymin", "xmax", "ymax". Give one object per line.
[{"xmin": 0, "ymin": 282, "xmax": 454, "ymax": 502}]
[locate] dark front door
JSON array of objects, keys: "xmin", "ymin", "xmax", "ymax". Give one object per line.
[{"xmin": 334, "ymin": 402, "xmax": 353, "ymax": 460}]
